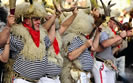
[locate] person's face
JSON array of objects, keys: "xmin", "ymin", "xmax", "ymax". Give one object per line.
[
  {"xmin": 108, "ymin": 20, "xmax": 117, "ymax": 29},
  {"xmin": 32, "ymin": 17, "xmax": 41, "ymax": 31},
  {"xmin": 24, "ymin": 17, "xmax": 41, "ymax": 31}
]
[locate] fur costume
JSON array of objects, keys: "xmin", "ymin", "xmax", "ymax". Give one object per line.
[
  {"xmin": 3, "ymin": 59, "xmax": 15, "ymax": 83},
  {"xmin": 11, "ymin": 1, "xmax": 48, "ymax": 61},
  {"xmin": 60, "ymin": 11, "xmax": 95, "ymax": 83},
  {"xmin": 3, "ymin": 24, "xmax": 47, "ymax": 82},
  {"xmin": 3, "ymin": 2, "xmax": 48, "ymax": 83},
  {"xmin": 10, "ymin": 24, "xmax": 47, "ymax": 61},
  {"xmin": 15, "ymin": 2, "xmax": 48, "ymax": 19},
  {"xmin": 47, "ymin": 31, "xmax": 63, "ymax": 67},
  {"xmin": 64, "ymin": 10, "xmax": 94, "ymax": 35}
]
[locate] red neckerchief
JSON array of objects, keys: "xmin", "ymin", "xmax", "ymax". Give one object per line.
[
  {"xmin": 110, "ymin": 27, "xmax": 120, "ymax": 48},
  {"xmin": 23, "ymin": 23, "xmax": 40, "ymax": 47},
  {"xmin": 110, "ymin": 27, "xmax": 117, "ymax": 35},
  {"xmin": 53, "ymin": 37, "xmax": 60, "ymax": 55},
  {"xmin": 85, "ymin": 35, "xmax": 94, "ymax": 58}
]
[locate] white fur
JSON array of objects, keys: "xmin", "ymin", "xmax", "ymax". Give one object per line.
[
  {"xmin": 64, "ymin": 11, "xmax": 94, "ymax": 35},
  {"xmin": 15, "ymin": 2, "xmax": 47, "ymax": 18}
]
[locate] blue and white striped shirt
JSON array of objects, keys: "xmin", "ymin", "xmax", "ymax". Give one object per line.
[
  {"xmin": 10, "ymin": 35, "xmax": 51, "ymax": 80},
  {"xmin": 68, "ymin": 36, "xmax": 94, "ymax": 71}
]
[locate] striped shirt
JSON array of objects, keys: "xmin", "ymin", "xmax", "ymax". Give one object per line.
[
  {"xmin": 45, "ymin": 61, "xmax": 62, "ymax": 77},
  {"xmin": 10, "ymin": 35, "xmax": 51, "ymax": 80},
  {"xmin": 68, "ymin": 36, "xmax": 94, "ymax": 71}
]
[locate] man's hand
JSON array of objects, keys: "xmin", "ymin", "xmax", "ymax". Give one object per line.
[
  {"xmin": 72, "ymin": 6, "xmax": 78, "ymax": 15},
  {"xmin": 96, "ymin": 27, "xmax": 102, "ymax": 34},
  {"xmin": 86, "ymin": 39, "xmax": 93, "ymax": 48}
]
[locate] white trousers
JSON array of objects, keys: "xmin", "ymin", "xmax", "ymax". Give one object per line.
[
  {"xmin": 92, "ymin": 61, "xmax": 116, "ymax": 83},
  {"xmin": 38, "ymin": 76, "xmax": 60, "ymax": 83},
  {"xmin": 77, "ymin": 72, "xmax": 91, "ymax": 83},
  {"xmin": 13, "ymin": 79, "xmax": 31, "ymax": 83},
  {"xmin": 13, "ymin": 76, "xmax": 60, "ymax": 83}
]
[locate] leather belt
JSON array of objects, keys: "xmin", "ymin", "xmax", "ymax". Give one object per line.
[
  {"xmin": 43, "ymin": 74, "xmax": 58, "ymax": 80},
  {"xmin": 13, "ymin": 71, "xmax": 39, "ymax": 83},
  {"xmin": 96, "ymin": 57, "xmax": 104, "ymax": 62}
]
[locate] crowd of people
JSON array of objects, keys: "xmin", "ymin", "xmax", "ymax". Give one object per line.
[{"xmin": 0, "ymin": 0, "xmax": 133, "ymax": 83}]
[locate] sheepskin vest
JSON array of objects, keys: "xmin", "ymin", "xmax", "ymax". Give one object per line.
[
  {"xmin": 61, "ymin": 33, "xmax": 87, "ymax": 83},
  {"xmin": 11, "ymin": 24, "xmax": 47, "ymax": 61},
  {"xmin": 47, "ymin": 31, "xmax": 63, "ymax": 67}
]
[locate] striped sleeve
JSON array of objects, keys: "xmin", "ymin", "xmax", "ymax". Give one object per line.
[
  {"xmin": 68, "ymin": 36, "xmax": 94, "ymax": 71},
  {"xmin": 68, "ymin": 36, "xmax": 83, "ymax": 53},
  {"xmin": 10, "ymin": 35, "xmax": 24, "ymax": 52}
]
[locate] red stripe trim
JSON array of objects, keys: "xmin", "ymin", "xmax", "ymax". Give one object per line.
[
  {"xmin": 99, "ymin": 63, "xmax": 104, "ymax": 83},
  {"xmin": 12, "ymin": 76, "xmax": 14, "ymax": 83}
]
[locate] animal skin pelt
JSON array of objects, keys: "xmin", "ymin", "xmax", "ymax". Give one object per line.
[
  {"xmin": 11, "ymin": 24, "xmax": 47, "ymax": 61},
  {"xmin": 47, "ymin": 31, "xmax": 63, "ymax": 67},
  {"xmin": 61, "ymin": 10, "xmax": 95, "ymax": 83}
]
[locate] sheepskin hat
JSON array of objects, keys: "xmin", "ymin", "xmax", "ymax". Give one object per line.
[
  {"xmin": 15, "ymin": 2, "xmax": 47, "ymax": 18},
  {"xmin": 64, "ymin": 10, "xmax": 95, "ymax": 35}
]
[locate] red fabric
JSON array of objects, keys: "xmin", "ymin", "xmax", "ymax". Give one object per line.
[
  {"xmin": 91, "ymin": 52, "xmax": 94, "ymax": 58},
  {"xmin": 99, "ymin": 63, "xmax": 104, "ymax": 83},
  {"xmin": 110, "ymin": 27, "xmax": 117, "ymax": 35},
  {"xmin": 85, "ymin": 34, "xmax": 89, "ymax": 39},
  {"xmin": 53, "ymin": 38, "xmax": 60, "ymax": 55},
  {"xmin": 23, "ymin": 23, "xmax": 40, "ymax": 47}
]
